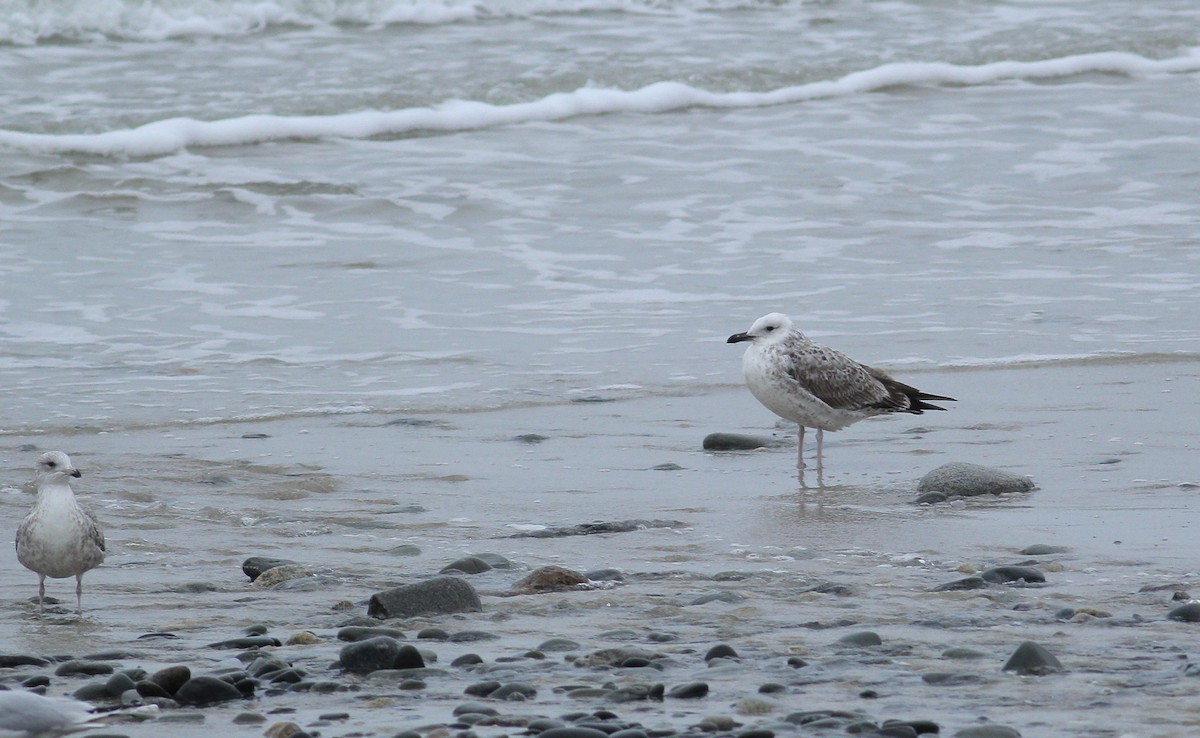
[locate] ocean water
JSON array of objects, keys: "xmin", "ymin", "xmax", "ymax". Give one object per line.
[{"xmin": 2, "ymin": 0, "xmax": 1198, "ymax": 435}]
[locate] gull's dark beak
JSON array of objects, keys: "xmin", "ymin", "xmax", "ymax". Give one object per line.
[
  {"xmin": 727, "ymin": 332, "xmax": 753, "ymax": 344},
  {"xmin": 70, "ymin": 468, "xmax": 82, "ymax": 478}
]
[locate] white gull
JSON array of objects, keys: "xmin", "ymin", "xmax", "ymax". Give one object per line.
[
  {"xmin": 14, "ymin": 451, "xmax": 106, "ymax": 616},
  {"xmin": 0, "ymin": 690, "xmax": 97, "ymax": 737},
  {"xmin": 727, "ymin": 312, "xmax": 955, "ymax": 472}
]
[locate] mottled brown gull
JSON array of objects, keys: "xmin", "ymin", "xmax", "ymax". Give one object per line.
[
  {"xmin": 727, "ymin": 312, "xmax": 955, "ymax": 473},
  {"xmin": 15, "ymin": 451, "xmax": 106, "ymax": 616}
]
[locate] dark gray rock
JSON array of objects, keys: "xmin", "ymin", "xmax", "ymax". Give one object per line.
[
  {"xmin": 954, "ymin": 727, "xmax": 1022, "ymax": 738},
  {"xmin": 54, "ymin": 660, "xmax": 114, "ymax": 677},
  {"xmin": 417, "ymin": 627, "xmax": 450, "ymax": 640},
  {"xmin": 538, "ymin": 637, "xmax": 580, "ymax": 652},
  {"xmin": 704, "ymin": 644, "xmax": 739, "ymax": 662},
  {"xmin": 105, "ymin": 672, "xmax": 137, "ymax": 697},
  {"xmin": 688, "ymin": 591, "xmax": 745, "ymax": 605},
  {"xmin": 241, "ymin": 556, "xmax": 297, "ymax": 581},
  {"xmin": 1168, "ymin": 602, "xmax": 1200, "ymax": 622},
  {"xmin": 206, "ymin": 635, "xmax": 282, "ymax": 649},
  {"xmin": 339, "ymin": 636, "xmax": 401, "ymax": 675},
  {"xmin": 702, "ymin": 432, "xmax": 783, "ymax": 451},
  {"xmin": 836, "ymin": 631, "xmax": 883, "ymax": 647},
  {"xmin": 666, "ymin": 682, "xmax": 709, "ymax": 699},
  {"xmin": 918, "ymin": 462, "xmax": 1035, "ymax": 497},
  {"xmin": 914, "ymin": 491, "xmax": 949, "ymax": 505},
  {"xmin": 393, "ymin": 644, "xmax": 425, "ymax": 670},
  {"xmin": 491, "ymin": 682, "xmax": 537, "ymax": 700},
  {"xmin": 451, "ymin": 654, "xmax": 484, "ymax": 667},
  {"xmin": 440, "ymin": 556, "xmax": 493, "ymax": 575},
  {"xmin": 149, "ymin": 665, "xmax": 190, "ymax": 695},
  {"xmin": 935, "ymin": 576, "xmax": 987, "ymax": 591},
  {"xmin": 470, "ymin": 552, "xmax": 514, "ymax": 569},
  {"xmin": 509, "ymin": 520, "xmax": 685, "ymax": 539},
  {"xmin": 337, "ymin": 626, "xmax": 406, "ymax": 642},
  {"xmin": 981, "ymin": 566, "xmax": 1045, "ymax": 584},
  {"xmin": 175, "ymin": 675, "xmax": 245, "ymax": 705},
  {"xmin": 368, "ymin": 576, "xmax": 482, "ymax": 619},
  {"xmin": 0, "ymin": 654, "xmax": 51, "ymax": 668},
  {"xmin": 538, "ymin": 729, "xmax": 612, "ymax": 738},
  {"xmin": 1002, "ymin": 641, "xmax": 1064, "ymax": 675}
]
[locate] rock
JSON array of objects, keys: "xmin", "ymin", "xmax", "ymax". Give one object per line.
[
  {"xmin": 254, "ymin": 565, "xmax": 316, "ymax": 588},
  {"xmin": 387, "ymin": 544, "xmax": 422, "ymax": 556},
  {"xmin": 702, "ymin": 432, "xmax": 783, "ymax": 451},
  {"xmin": 512, "ymin": 566, "xmax": 590, "ymax": 594},
  {"xmin": 585, "ymin": 568, "xmax": 624, "ymax": 582},
  {"xmin": 452, "ymin": 654, "xmax": 484, "ymax": 667},
  {"xmin": 836, "ymin": 631, "xmax": 883, "ymax": 647},
  {"xmin": 1020, "ymin": 544, "xmax": 1068, "ymax": 555},
  {"xmin": 176, "ymin": 675, "xmax": 246, "ymax": 705},
  {"xmin": 539, "ymin": 729, "xmax": 612, "ymax": 738},
  {"xmin": 651, "ymin": 463, "xmax": 684, "ymax": 471},
  {"xmin": 149, "ymin": 665, "xmax": 191, "ymax": 695},
  {"xmin": 338, "ymin": 626, "xmax": 406, "ymax": 642},
  {"xmin": 339, "ymin": 637, "xmax": 402, "ymax": 675},
  {"xmin": 914, "ymin": 491, "xmax": 949, "ymax": 505},
  {"xmin": 954, "ymin": 727, "xmax": 1022, "ymax": 738},
  {"xmin": 918, "ymin": 462, "xmax": 1035, "ymax": 497},
  {"xmin": 942, "ymin": 647, "xmax": 988, "ymax": 660},
  {"xmin": 394, "ymin": 644, "xmax": 426, "ymax": 670},
  {"xmin": 241, "ymin": 556, "xmax": 296, "ymax": 581},
  {"xmin": 417, "ymin": 627, "xmax": 450, "ymax": 640},
  {"xmin": 54, "ymin": 660, "xmax": 114, "ymax": 677},
  {"xmin": 105, "ymin": 672, "xmax": 137, "ymax": 697},
  {"xmin": 666, "ymin": 682, "xmax": 709, "ymax": 699},
  {"xmin": 935, "ymin": 576, "xmax": 987, "ymax": 591},
  {"xmin": 538, "ymin": 637, "xmax": 580, "ymax": 652},
  {"xmin": 1002, "ymin": 641, "xmax": 1064, "ymax": 675},
  {"xmin": 440, "ymin": 556, "xmax": 493, "ymax": 575},
  {"xmin": 0, "ymin": 654, "xmax": 51, "ymax": 668},
  {"xmin": 491, "ymin": 682, "xmax": 537, "ymax": 700},
  {"xmin": 206, "ymin": 635, "xmax": 282, "ymax": 649},
  {"xmin": 286, "ymin": 631, "xmax": 321, "ymax": 646},
  {"xmin": 448, "ymin": 630, "xmax": 498, "ymax": 642},
  {"xmin": 509, "ymin": 520, "xmax": 684, "ymax": 538},
  {"xmin": 980, "ymin": 566, "xmax": 1045, "ymax": 584},
  {"xmin": 704, "ymin": 644, "xmax": 739, "ymax": 662},
  {"xmin": 368, "ymin": 576, "xmax": 482, "ymax": 619},
  {"xmin": 1168, "ymin": 602, "xmax": 1200, "ymax": 622},
  {"xmin": 688, "ymin": 591, "xmax": 745, "ymax": 605},
  {"xmin": 470, "ymin": 552, "xmax": 514, "ymax": 569},
  {"xmin": 786, "ymin": 657, "xmax": 808, "ymax": 669}
]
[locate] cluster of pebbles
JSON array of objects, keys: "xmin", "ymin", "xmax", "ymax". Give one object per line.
[{"xmin": 3, "ymin": 460, "xmax": 1198, "ymax": 738}]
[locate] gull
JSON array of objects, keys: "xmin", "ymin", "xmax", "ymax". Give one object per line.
[
  {"xmin": 727, "ymin": 312, "xmax": 955, "ymax": 473},
  {"xmin": 15, "ymin": 451, "xmax": 106, "ymax": 616},
  {"xmin": 0, "ymin": 690, "xmax": 98, "ymax": 736}
]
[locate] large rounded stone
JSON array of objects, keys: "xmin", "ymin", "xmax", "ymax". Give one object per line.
[
  {"xmin": 339, "ymin": 636, "xmax": 402, "ymax": 675},
  {"xmin": 175, "ymin": 675, "xmax": 245, "ymax": 705},
  {"xmin": 368, "ymin": 576, "xmax": 482, "ymax": 619},
  {"xmin": 918, "ymin": 463, "xmax": 1035, "ymax": 497},
  {"xmin": 1002, "ymin": 641, "xmax": 1064, "ymax": 675}
]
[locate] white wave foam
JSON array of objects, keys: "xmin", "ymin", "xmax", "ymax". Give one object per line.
[
  {"xmin": 3, "ymin": 49, "xmax": 1198, "ymax": 158},
  {"xmin": 0, "ymin": 0, "xmax": 767, "ymax": 44}
]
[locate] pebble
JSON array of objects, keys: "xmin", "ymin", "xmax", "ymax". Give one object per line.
[
  {"xmin": 918, "ymin": 462, "xmax": 1036, "ymax": 497},
  {"xmin": 206, "ymin": 636, "xmax": 282, "ymax": 649},
  {"xmin": 254, "ymin": 565, "xmax": 317, "ymax": 588},
  {"xmin": 1002, "ymin": 641, "xmax": 1064, "ymax": 675},
  {"xmin": 418, "ymin": 627, "xmax": 451, "ymax": 640},
  {"xmin": 702, "ymin": 433, "xmax": 784, "ymax": 451},
  {"xmin": 704, "ymin": 644, "xmax": 739, "ymax": 662},
  {"xmin": 368, "ymin": 576, "xmax": 483, "ymax": 619},
  {"xmin": 452, "ymin": 654, "xmax": 484, "ymax": 667},
  {"xmin": 538, "ymin": 637, "xmax": 581, "ymax": 652}
]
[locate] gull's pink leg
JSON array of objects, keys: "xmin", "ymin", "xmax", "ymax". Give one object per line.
[{"xmin": 796, "ymin": 425, "xmax": 806, "ymax": 470}]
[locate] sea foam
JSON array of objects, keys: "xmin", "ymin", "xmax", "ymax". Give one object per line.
[{"xmin": 2, "ymin": 50, "xmax": 1198, "ymax": 158}]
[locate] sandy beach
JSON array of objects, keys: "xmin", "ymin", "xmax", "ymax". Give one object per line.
[{"xmin": 1, "ymin": 357, "xmax": 1197, "ymax": 737}]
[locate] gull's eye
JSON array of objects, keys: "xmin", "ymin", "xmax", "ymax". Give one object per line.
[
  {"xmin": 45, "ymin": 460, "xmax": 56, "ymax": 468},
  {"xmin": 764, "ymin": 325, "xmax": 775, "ymax": 332}
]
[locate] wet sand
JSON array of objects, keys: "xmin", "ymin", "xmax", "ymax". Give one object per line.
[{"xmin": 1, "ymin": 357, "xmax": 1197, "ymax": 737}]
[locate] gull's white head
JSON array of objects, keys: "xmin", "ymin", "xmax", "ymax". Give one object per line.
[
  {"xmin": 35, "ymin": 450, "xmax": 81, "ymax": 482},
  {"xmin": 727, "ymin": 312, "xmax": 794, "ymax": 347}
]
